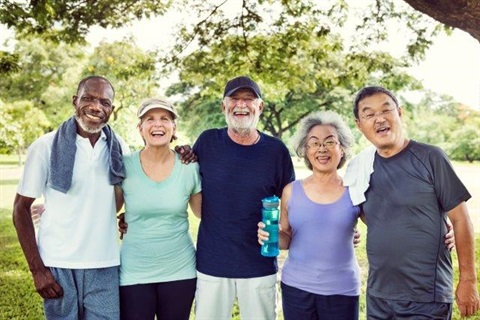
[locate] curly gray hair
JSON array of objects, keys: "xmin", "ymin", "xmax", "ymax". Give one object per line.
[{"xmin": 291, "ymin": 110, "xmax": 353, "ymax": 170}]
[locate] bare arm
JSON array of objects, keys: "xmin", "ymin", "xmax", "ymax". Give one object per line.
[
  {"xmin": 189, "ymin": 192, "xmax": 202, "ymax": 219},
  {"xmin": 12, "ymin": 194, "xmax": 63, "ymax": 299},
  {"xmin": 447, "ymin": 202, "xmax": 480, "ymax": 317},
  {"xmin": 114, "ymin": 185, "xmax": 124, "ymax": 213},
  {"xmin": 278, "ymin": 183, "xmax": 293, "ymax": 250}
]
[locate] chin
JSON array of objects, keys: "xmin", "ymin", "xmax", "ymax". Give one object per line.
[{"xmin": 76, "ymin": 116, "xmax": 106, "ymax": 134}]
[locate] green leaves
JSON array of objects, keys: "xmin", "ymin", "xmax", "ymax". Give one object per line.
[{"xmin": 0, "ymin": 0, "xmax": 173, "ymax": 43}]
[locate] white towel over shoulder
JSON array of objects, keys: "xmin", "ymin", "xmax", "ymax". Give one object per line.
[{"xmin": 344, "ymin": 146, "xmax": 376, "ymax": 205}]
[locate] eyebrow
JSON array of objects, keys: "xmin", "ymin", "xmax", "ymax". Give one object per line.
[
  {"xmin": 361, "ymin": 101, "xmax": 393, "ymax": 112},
  {"xmin": 307, "ymin": 134, "xmax": 335, "ymax": 141}
]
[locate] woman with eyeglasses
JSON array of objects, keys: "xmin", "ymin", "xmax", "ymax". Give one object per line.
[{"xmin": 259, "ymin": 110, "xmax": 362, "ymax": 319}]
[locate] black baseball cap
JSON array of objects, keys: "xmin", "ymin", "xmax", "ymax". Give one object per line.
[{"xmin": 223, "ymin": 76, "xmax": 262, "ymax": 98}]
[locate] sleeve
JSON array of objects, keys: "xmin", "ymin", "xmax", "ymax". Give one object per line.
[
  {"xmin": 16, "ymin": 138, "xmax": 49, "ymax": 198},
  {"xmin": 190, "ymin": 162, "xmax": 202, "ymax": 195},
  {"xmin": 429, "ymin": 146, "xmax": 471, "ymax": 212}
]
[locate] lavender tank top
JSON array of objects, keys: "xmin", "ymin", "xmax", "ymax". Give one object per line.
[{"xmin": 281, "ymin": 180, "xmax": 361, "ymax": 296}]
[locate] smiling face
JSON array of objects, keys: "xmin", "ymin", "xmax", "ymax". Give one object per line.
[
  {"xmin": 306, "ymin": 124, "xmax": 343, "ymax": 174},
  {"xmin": 355, "ymin": 92, "xmax": 405, "ymax": 157},
  {"xmin": 222, "ymin": 88, "xmax": 263, "ymax": 136},
  {"xmin": 73, "ymin": 78, "xmax": 114, "ymax": 136},
  {"xmin": 138, "ymin": 108, "xmax": 176, "ymax": 147}
]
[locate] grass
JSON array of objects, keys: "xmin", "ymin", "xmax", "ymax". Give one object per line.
[{"xmin": 1, "ymin": 155, "xmax": 479, "ymax": 319}]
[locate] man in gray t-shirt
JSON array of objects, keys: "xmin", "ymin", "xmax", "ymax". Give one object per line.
[{"xmin": 352, "ymin": 86, "xmax": 479, "ymax": 319}]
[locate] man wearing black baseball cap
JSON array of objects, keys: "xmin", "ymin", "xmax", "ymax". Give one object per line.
[
  {"xmin": 193, "ymin": 75, "xmax": 295, "ymax": 319},
  {"xmin": 223, "ymin": 75, "xmax": 262, "ymax": 99}
]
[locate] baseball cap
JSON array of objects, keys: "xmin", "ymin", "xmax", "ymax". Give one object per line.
[
  {"xmin": 137, "ymin": 98, "xmax": 179, "ymax": 119},
  {"xmin": 223, "ymin": 76, "xmax": 262, "ymax": 98}
]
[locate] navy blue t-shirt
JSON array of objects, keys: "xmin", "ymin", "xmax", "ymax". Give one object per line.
[{"xmin": 193, "ymin": 128, "xmax": 295, "ymax": 278}]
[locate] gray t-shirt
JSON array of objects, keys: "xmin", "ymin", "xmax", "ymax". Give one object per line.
[{"xmin": 363, "ymin": 140, "xmax": 471, "ymax": 303}]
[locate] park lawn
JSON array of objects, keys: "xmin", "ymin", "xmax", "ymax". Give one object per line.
[{"xmin": 1, "ymin": 156, "xmax": 479, "ymax": 319}]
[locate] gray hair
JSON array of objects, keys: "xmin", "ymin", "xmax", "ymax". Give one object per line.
[{"xmin": 291, "ymin": 110, "xmax": 353, "ymax": 170}]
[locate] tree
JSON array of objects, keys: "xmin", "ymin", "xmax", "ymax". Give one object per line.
[
  {"xmin": 0, "ymin": 36, "xmax": 86, "ymax": 127},
  {"xmin": 2, "ymin": 0, "xmax": 475, "ymax": 43},
  {"xmin": 0, "ymin": 0, "xmax": 172, "ymax": 43},
  {"xmin": 404, "ymin": 92, "xmax": 480, "ymax": 162},
  {"xmin": 165, "ymin": 1, "xmax": 422, "ymax": 140},
  {"xmin": 0, "ymin": 100, "xmax": 50, "ymax": 164},
  {"xmin": 403, "ymin": 0, "xmax": 480, "ymax": 42},
  {"xmin": 1, "ymin": 0, "xmax": 471, "ymax": 75}
]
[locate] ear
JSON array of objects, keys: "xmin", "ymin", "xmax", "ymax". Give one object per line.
[
  {"xmin": 398, "ymin": 106, "xmax": 403, "ymax": 118},
  {"xmin": 72, "ymin": 95, "xmax": 78, "ymax": 107},
  {"xmin": 258, "ymin": 100, "xmax": 264, "ymax": 113},
  {"xmin": 221, "ymin": 101, "xmax": 227, "ymax": 113},
  {"xmin": 355, "ymin": 118, "xmax": 361, "ymax": 130}
]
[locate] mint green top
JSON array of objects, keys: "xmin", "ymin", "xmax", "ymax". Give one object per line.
[{"xmin": 119, "ymin": 151, "xmax": 201, "ymax": 286}]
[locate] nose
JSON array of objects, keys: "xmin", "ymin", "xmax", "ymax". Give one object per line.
[
  {"xmin": 88, "ymin": 98, "xmax": 103, "ymax": 110},
  {"xmin": 236, "ymin": 98, "xmax": 248, "ymax": 106}
]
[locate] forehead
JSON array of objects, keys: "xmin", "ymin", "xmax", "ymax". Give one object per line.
[
  {"xmin": 79, "ymin": 79, "xmax": 114, "ymax": 99},
  {"xmin": 358, "ymin": 93, "xmax": 395, "ymax": 111},
  {"xmin": 308, "ymin": 124, "xmax": 338, "ymax": 139},
  {"xmin": 228, "ymin": 88, "xmax": 257, "ymax": 98}
]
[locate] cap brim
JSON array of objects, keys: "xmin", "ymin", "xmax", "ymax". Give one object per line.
[
  {"xmin": 225, "ymin": 86, "xmax": 261, "ymax": 98},
  {"xmin": 137, "ymin": 105, "xmax": 178, "ymax": 119}
]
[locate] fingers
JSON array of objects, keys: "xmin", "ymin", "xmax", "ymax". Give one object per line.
[
  {"xmin": 257, "ymin": 222, "xmax": 269, "ymax": 245},
  {"xmin": 353, "ymin": 228, "xmax": 361, "ymax": 247},
  {"xmin": 174, "ymin": 145, "xmax": 184, "ymax": 154},
  {"xmin": 175, "ymin": 145, "xmax": 198, "ymax": 164},
  {"xmin": 444, "ymin": 228, "xmax": 455, "ymax": 251},
  {"xmin": 117, "ymin": 212, "xmax": 127, "ymax": 239},
  {"xmin": 33, "ymin": 269, "xmax": 64, "ymax": 299}
]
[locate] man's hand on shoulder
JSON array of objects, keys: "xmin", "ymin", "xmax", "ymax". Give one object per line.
[{"xmin": 175, "ymin": 145, "xmax": 197, "ymax": 164}]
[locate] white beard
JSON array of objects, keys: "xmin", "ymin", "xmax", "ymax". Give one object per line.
[
  {"xmin": 225, "ymin": 113, "xmax": 260, "ymax": 137},
  {"xmin": 75, "ymin": 115, "xmax": 106, "ymax": 134}
]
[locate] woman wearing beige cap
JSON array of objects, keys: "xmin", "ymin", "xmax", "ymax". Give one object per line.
[{"xmin": 115, "ymin": 98, "xmax": 201, "ymax": 320}]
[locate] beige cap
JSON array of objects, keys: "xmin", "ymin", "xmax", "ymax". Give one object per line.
[{"xmin": 137, "ymin": 98, "xmax": 179, "ymax": 119}]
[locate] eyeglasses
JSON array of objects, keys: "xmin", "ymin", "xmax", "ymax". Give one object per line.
[
  {"xmin": 80, "ymin": 96, "xmax": 114, "ymax": 109},
  {"xmin": 306, "ymin": 139, "xmax": 339, "ymax": 151},
  {"xmin": 360, "ymin": 108, "xmax": 396, "ymax": 121}
]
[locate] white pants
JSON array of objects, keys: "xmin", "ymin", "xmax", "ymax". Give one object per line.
[{"xmin": 195, "ymin": 271, "xmax": 278, "ymax": 320}]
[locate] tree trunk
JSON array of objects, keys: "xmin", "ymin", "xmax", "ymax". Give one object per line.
[{"xmin": 403, "ymin": 0, "xmax": 480, "ymax": 42}]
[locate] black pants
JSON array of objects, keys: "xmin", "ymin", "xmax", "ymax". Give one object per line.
[
  {"xmin": 367, "ymin": 293, "xmax": 452, "ymax": 320},
  {"xmin": 281, "ymin": 282, "xmax": 359, "ymax": 320},
  {"xmin": 120, "ymin": 278, "xmax": 196, "ymax": 320}
]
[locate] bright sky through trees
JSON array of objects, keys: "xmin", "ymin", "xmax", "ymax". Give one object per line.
[{"xmin": 1, "ymin": 3, "xmax": 478, "ymax": 109}]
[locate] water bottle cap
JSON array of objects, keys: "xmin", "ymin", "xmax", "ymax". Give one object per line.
[{"xmin": 262, "ymin": 196, "xmax": 280, "ymax": 208}]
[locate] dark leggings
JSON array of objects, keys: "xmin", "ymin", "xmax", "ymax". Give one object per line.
[
  {"xmin": 281, "ymin": 281, "xmax": 359, "ymax": 320},
  {"xmin": 120, "ymin": 278, "xmax": 196, "ymax": 320}
]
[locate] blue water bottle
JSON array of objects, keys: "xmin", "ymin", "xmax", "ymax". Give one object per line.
[{"xmin": 261, "ymin": 196, "xmax": 280, "ymax": 257}]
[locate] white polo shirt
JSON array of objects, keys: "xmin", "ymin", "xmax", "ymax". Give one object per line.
[{"xmin": 17, "ymin": 130, "xmax": 127, "ymax": 269}]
